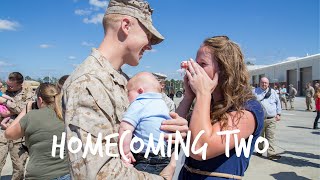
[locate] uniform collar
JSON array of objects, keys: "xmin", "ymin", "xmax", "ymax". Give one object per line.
[
  {"xmin": 135, "ymin": 92, "xmax": 162, "ymax": 101},
  {"xmin": 90, "ymin": 48, "xmax": 127, "ymax": 86}
]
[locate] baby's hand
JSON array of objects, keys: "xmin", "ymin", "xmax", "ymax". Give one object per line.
[
  {"xmin": 121, "ymin": 152, "xmax": 136, "ymax": 167},
  {"xmin": 0, "ymin": 117, "xmax": 10, "ymax": 130}
]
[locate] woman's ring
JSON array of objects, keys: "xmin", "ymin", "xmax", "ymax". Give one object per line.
[{"xmin": 191, "ymin": 72, "xmax": 195, "ymax": 77}]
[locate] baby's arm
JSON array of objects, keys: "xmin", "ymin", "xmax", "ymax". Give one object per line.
[
  {"xmin": 1, "ymin": 94, "xmax": 14, "ymax": 102},
  {"xmin": 119, "ymin": 121, "xmax": 136, "ymax": 165},
  {"xmin": 0, "ymin": 117, "xmax": 10, "ymax": 129}
]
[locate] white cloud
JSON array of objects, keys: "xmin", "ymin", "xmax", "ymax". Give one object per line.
[
  {"xmin": 145, "ymin": 49, "xmax": 157, "ymax": 54},
  {"xmin": 81, "ymin": 41, "xmax": 95, "ymax": 46},
  {"xmin": 89, "ymin": 0, "xmax": 109, "ymax": 9},
  {"xmin": 75, "ymin": 9, "xmax": 92, "ymax": 16},
  {"xmin": 246, "ymin": 57, "xmax": 256, "ymax": 62},
  {"xmin": 145, "ymin": 66, "xmax": 151, "ymax": 69},
  {"xmin": 39, "ymin": 44, "xmax": 53, "ymax": 48},
  {"xmin": 0, "ymin": 61, "xmax": 13, "ymax": 67},
  {"xmin": 285, "ymin": 56, "xmax": 299, "ymax": 61},
  {"xmin": 176, "ymin": 69, "xmax": 185, "ymax": 74},
  {"xmin": 0, "ymin": 19, "xmax": 19, "ymax": 31},
  {"xmin": 83, "ymin": 13, "xmax": 104, "ymax": 24},
  {"xmin": 68, "ymin": 56, "xmax": 77, "ymax": 60}
]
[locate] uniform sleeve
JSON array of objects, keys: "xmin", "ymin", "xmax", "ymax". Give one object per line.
[
  {"xmin": 6, "ymin": 88, "xmax": 35, "ymax": 115},
  {"xmin": 63, "ymin": 76, "xmax": 163, "ymax": 180}
]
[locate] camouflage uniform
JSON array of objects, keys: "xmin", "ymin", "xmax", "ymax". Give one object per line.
[
  {"xmin": 0, "ymin": 87, "xmax": 34, "ymax": 180},
  {"xmin": 62, "ymin": 49, "xmax": 163, "ymax": 180},
  {"xmin": 162, "ymin": 92, "xmax": 176, "ymax": 112},
  {"xmin": 305, "ymin": 86, "xmax": 315, "ymax": 110}
]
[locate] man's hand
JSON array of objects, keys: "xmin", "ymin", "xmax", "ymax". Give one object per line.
[
  {"xmin": 275, "ymin": 114, "xmax": 281, "ymax": 121},
  {"xmin": 161, "ymin": 112, "xmax": 189, "ymax": 144}
]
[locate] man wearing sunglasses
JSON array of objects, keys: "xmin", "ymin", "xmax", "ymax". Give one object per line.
[{"xmin": 0, "ymin": 72, "xmax": 34, "ymax": 180}]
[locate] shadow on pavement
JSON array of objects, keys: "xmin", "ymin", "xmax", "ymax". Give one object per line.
[
  {"xmin": 276, "ymin": 155, "xmax": 319, "ymax": 168},
  {"xmin": 311, "ymin": 131, "xmax": 320, "ymax": 135},
  {"xmin": 0, "ymin": 175, "xmax": 12, "ymax": 180},
  {"xmin": 281, "ymin": 151, "xmax": 320, "ymax": 160},
  {"xmin": 270, "ymin": 172, "xmax": 311, "ymax": 180},
  {"xmin": 287, "ymin": 125, "xmax": 313, "ymax": 130},
  {"xmin": 254, "ymin": 151, "xmax": 320, "ymax": 168}
]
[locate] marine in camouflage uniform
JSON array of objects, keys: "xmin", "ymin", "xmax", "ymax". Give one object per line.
[
  {"xmin": 0, "ymin": 73, "xmax": 34, "ymax": 180},
  {"xmin": 63, "ymin": 49, "xmax": 164, "ymax": 180},
  {"xmin": 62, "ymin": 1, "xmax": 190, "ymax": 178},
  {"xmin": 162, "ymin": 93, "xmax": 176, "ymax": 112}
]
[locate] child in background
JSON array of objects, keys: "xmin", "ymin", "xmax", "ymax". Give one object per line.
[
  {"xmin": 0, "ymin": 82, "xmax": 14, "ymax": 127},
  {"xmin": 119, "ymin": 72, "xmax": 171, "ymax": 175}
]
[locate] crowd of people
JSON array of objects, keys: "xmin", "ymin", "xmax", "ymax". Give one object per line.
[{"xmin": 0, "ymin": 0, "xmax": 318, "ymax": 180}]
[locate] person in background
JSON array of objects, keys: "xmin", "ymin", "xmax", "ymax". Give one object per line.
[
  {"xmin": 274, "ymin": 85, "xmax": 280, "ymax": 98},
  {"xmin": 169, "ymin": 88, "xmax": 175, "ymax": 100},
  {"xmin": 0, "ymin": 90, "xmax": 14, "ymax": 120},
  {"xmin": 0, "ymin": 72, "xmax": 33, "ymax": 180},
  {"xmin": 5, "ymin": 83, "xmax": 70, "ymax": 180},
  {"xmin": 254, "ymin": 77, "xmax": 282, "ymax": 160},
  {"xmin": 279, "ymin": 84, "xmax": 288, "ymax": 110},
  {"xmin": 288, "ymin": 84, "xmax": 297, "ymax": 110},
  {"xmin": 305, "ymin": 82, "xmax": 315, "ymax": 111},
  {"xmin": 314, "ymin": 82, "xmax": 319, "ymax": 112},
  {"xmin": 56, "ymin": 75, "xmax": 69, "ymax": 93},
  {"xmin": 159, "ymin": 79, "xmax": 176, "ymax": 112},
  {"xmin": 313, "ymin": 88, "xmax": 320, "ymax": 129}
]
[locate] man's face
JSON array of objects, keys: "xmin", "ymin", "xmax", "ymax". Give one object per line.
[
  {"xmin": 6, "ymin": 80, "xmax": 22, "ymax": 92},
  {"xmin": 260, "ymin": 78, "xmax": 269, "ymax": 90},
  {"xmin": 125, "ymin": 18, "xmax": 152, "ymax": 66}
]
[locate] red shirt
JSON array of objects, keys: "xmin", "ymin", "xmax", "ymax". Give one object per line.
[
  {"xmin": 316, "ymin": 93, "xmax": 320, "ymax": 111},
  {"xmin": 316, "ymin": 97, "xmax": 320, "ymax": 111}
]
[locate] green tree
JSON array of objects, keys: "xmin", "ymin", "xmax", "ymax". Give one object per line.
[
  {"xmin": 25, "ymin": 76, "xmax": 32, "ymax": 80},
  {"xmin": 43, "ymin": 76, "xmax": 50, "ymax": 83}
]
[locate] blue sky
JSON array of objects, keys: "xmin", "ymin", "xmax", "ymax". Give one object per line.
[{"xmin": 0, "ymin": 0, "xmax": 319, "ymax": 80}]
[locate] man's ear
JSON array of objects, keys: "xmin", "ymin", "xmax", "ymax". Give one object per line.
[
  {"xmin": 121, "ymin": 18, "xmax": 131, "ymax": 36},
  {"xmin": 138, "ymin": 88, "xmax": 144, "ymax": 94}
]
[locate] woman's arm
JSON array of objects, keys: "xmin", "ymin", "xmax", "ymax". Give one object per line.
[
  {"xmin": 5, "ymin": 101, "xmax": 33, "ymax": 140},
  {"xmin": 190, "ymin": 96, "xmax": 255, "ymax": 160},
  {"xmin": 186, "ymin": 61, "xmax": 256, "ymax": 160}
]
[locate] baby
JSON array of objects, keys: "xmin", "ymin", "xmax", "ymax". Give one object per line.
[
  {"xmin": 0, "ymin": 83, "xmax": 14, "ymax": 128},
  {"xmin": 119, "ymin": 72, "xmax": 171, "ymax": 175}
]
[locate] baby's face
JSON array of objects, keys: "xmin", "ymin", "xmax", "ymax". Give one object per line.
[{"xmin": 128, "ymin": 88, "xmax": 139, "ymax": 103}]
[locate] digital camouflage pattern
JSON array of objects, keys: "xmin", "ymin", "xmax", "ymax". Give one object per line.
[
  {"xmin": 0, "ymin": 86, "xmax": 34, "ymax": 180},
  {"xmin": 162, "ymin": 92, "xmax": 176, "ymax": 112},
  {"xmin": 62, "ymin": 49, "xmax": 164, "ymax": 180}
]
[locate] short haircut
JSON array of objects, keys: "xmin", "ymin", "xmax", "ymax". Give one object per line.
[{"xmin": 8, "ymin": 72, "xmax": 24, "ymax": 84}]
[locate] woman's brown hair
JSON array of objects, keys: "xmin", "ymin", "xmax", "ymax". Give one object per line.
[
  {"xmin": 36, "ymin": 83, "xmax": 63, "ymax": 120},
  {"xmin": 203, "ymin": 36, "xmax": 254, "ymax": 130}
]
